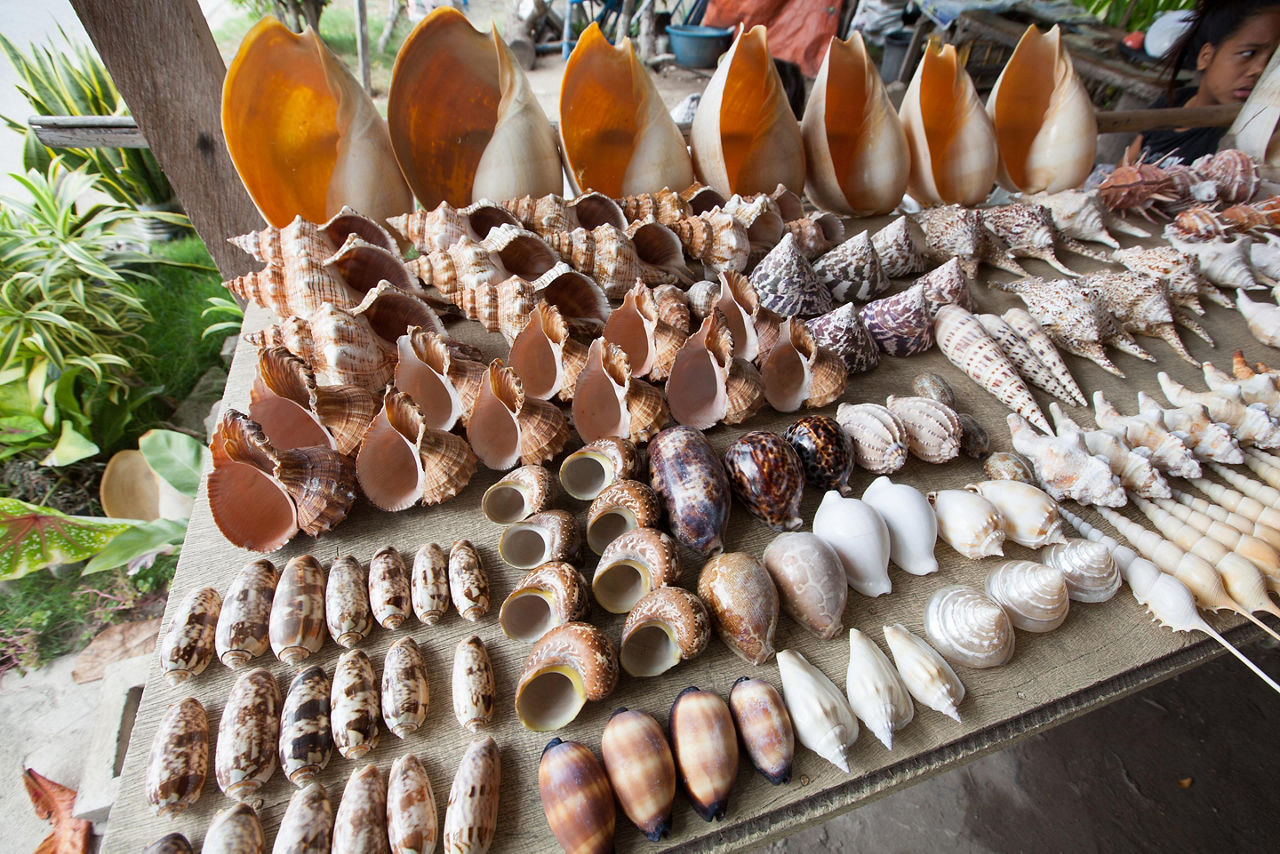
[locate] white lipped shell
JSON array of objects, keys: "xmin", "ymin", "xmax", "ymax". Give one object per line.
[
  {"xmin": 480, "ymin": 464, "xmax": 555, "ymax": 525},
  {"xmin": 499, "ymin": 562, "xmax": 591, "ymax": 643},
  {"xmin": 899, "ymin": 39, "xmax": 998, "ymax": 207},
  {"xmin": 515, "ymin": 622, "xmax": 619, "ymax": 731},
  {"xmin": 592, "ymin": 526, "xmax": 684, "ymax": 614},
  {"xmin": 811, "ymin": 490, "xmax": 892, "ymax": 598},
  {"xmin": 983, "ymin": 560, "xmax": 1070, "ymax": 633},
  {"xmin": 836, "ymin": 402, "xmax": 909, "ymax": 474},
  {"xmin": 966, "ymin": 479, "xmax": 1067, "ymax": 549},
  {"xmin": 844, "ymin": 628, "xmax": 914, "ymax": 751},
  {"xmin": 987, "ymin": 25, "xmax": 1096, "ymax": 194},
  {"xmin": 499, "ymin": 509, "xmax": 582, "ymax": 569},
  {"xmin": 1040, "ymin": 538, "xmax": 1121, "ymax": 603},
  {"xmin": 861, "ymin": 476, "xmax": 938, "ymax": 576},
  {"xmin": 802, "ymin": 31, "xmax": 909, "ymax": 216},
  {"xmin": 761, "ymin": 532, "xmax": 848, "ymax": 640},
  {"xmin": 924, "ymin": 585, "xmax": 1016, "ymax": 669},
  {"xmin": 928, "ymin": 489, "xmax": 1005, "ymax": 559},
  {"xmin": 882, "ymin": 624, "xmax": 965, "ymax": 723},
  {"xmin": 776, "ymin": 649, "xmax": 859, "ymax": 773}
]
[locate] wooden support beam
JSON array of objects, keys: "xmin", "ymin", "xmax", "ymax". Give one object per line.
[
  {"xmin": 1095, "ymin": 103, "xmax": 1242, "ymax": 135},
  {"xmin": 29, "ymin": 115, "xmax": 147, "ymax": 148},
  {"xmin": 69, "ymin": 0, "xmax": 263, "ymax": 279}
]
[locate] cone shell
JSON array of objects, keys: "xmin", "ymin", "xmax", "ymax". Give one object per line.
[
  {"xmin": 482, "ymin": 463, "xmax": 555, "ymax": 524},
  {"xmin": 836, "ymin": 402, "xmax": 908, "ymax": 474},
  {"xmin": 899, "ymin": 39, "xmax": 998, "ymax": 206},
  {"xmin": 452, "ymin": 634, "xmax": 496, "ymax": 732},
  {"xmin": 762, "ymin": 532, "xmax": 848, "ymax": 639},
  {"xmin": 560, "ymin": 24, "xmax": 693, "ymax": 196},
  {"xmin": 538, "ymin": 739, "xmax": 616, "ymax": 854},
  {"xmin": 500, "ymin": 561, "xmax": 592, "ymax": 643},
  {"xmin": 411, "ymin": 542, "xmax": 450, "ymax": 625},
  {"xmin": 859, "ymin": 284, "xmax": 935, "ymax": 357},
  {"xmin": 934, "ymin": 304, "xmax": 1051, "ymax": 432},
  {"xmin": 448, "ymin": 539, "xmax": 490, "ymax": 622},
  {"xmin": 331, "ymin": 649, "xmax": 380, "ymax": 760},
  {"xmin": 669, "ymin": 687, "xmax": 739, "ymax": 822},
  {"xmin": 146, "ymin": 698, "xmax": 208, "ymax": 817},
  {"xmin": 882, "ymin": 624, "xmax": 965, "ymax": 722},
  {"xmin": 697, "ymin": 552, "xmax": 779, "ymax": 666},
  {"xmin": 586, "ymin": 478, "xmax": 661, "ymax": 554},
  {"xmin": 987, "ymin": 26, "xmax": 1095, "ymax": 193},
  {"xmin": 924, "ymin": 584, "xmax": 1015, "ymax": 668},
  {"xmin": 723, "ymin": 430, "xmax": 806, "ymax": 531},
  {"xmin": 726, "ymin": 677, "xmax": 795, "ymax": 785},
  {"xmin": 515, "ymin": 622, "xmax": 619, "ymax": 731},
  {"xmin": 559, "ymin": 436, "xmax": 641, "ymax": 501},
  {"xmin": 593, "ymin": 526, "xmax": 685, "ymax": 614},
  {"xmin": 802, "ymin": 32, "xmax": 909, "ymax": 216},
  {"xmin": 394, "ymin": 327, "xmax": 486, "ymax": 431},
  {"xmin": 158, "ymin": 586, "xmax": 221, "ymax": 687},
  {"xmin": 270, "ymin": 555, "xmax": 327, "ymax": 666},
  {"xmin": 222, "ymin": 18, "xmax": 412, "ymax": 227},
  {"xmin": 807, "ymin": 303, "xmax": 881, "ymax": 374},
  {"xmin": 443, "ymin": 737, "xmax": 501, "ymax": 854},
  {"xmin": 388, "ymin": 754, "xmax": 437, "ymax": 854},
  {"xmin": 279, "ymin": 665, "xmax": 332, "ymax": 786},
  {"xmin": 844, "ymin": 628, "xmax": 915, "ymax": 750},
  {"xmin": 750, "ymin": 233, "xmax": 832, "ymax": 319},
  {"xmin": 601, "ymin": 709, "xmax": 676, "ymax": 841},
  {"xmin": 775, "ymin": 648, "xmax": 859, "ymax": 773},
  {"xmin": 690, "ymin": 25, "xmax": 805, "ymax": 197},
  {"xmin": 216, "ymin": 559, "xmax": 279, "ymax": 670},
  {"xmin": 388, "ymin": 8, "xmax": 561, "ymax": 208},
  {"xmin": 325, "ymin": 555, "xmax": 372, "ymax": 649},
  {"xmin": 886, "ymin": 395, "xmax": 963, "ymax": 464},
  {"xmin": 620, "ymin": 585, "xmax": 711, "ymax": 677},
  {"xmin": 204, "ymin": 803, "xmax": 265, "ymax": 854},
  {"xmin": 274, "ymin": 781, "xmax": 334, "ymax": 853},
  {"xmin": 382, "ymin": 636, "xmax": 429, "ymax": 738},
  {"xmin": 500, "ymin": 509, "xmax": 582, "ymax": 569},
  {"xmin": 784, "ymin": 414, "xmax": 855, "ymax": 494},
  {"xmin": 216, "ymin": 667, "xmax": 282, "ymax": 803},
  {"xmin": 760, "ymin": 318, "xmax": 848, "ymax": 412}
]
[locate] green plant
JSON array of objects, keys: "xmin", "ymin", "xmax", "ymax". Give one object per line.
[
  {"xmin": 201, "ymin": 295, "xmax": 245, "ymax": 340},
  {"xmin": 0, "ymin": 29, "xmax": 178, "ymax": 211},
  {"xmin": 1075, "ymin": 0, "xmax": 1195, "ymax": 32}
]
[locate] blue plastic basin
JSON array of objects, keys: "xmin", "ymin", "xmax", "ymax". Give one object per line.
[{"xmin": 666, "ymin": 25, "xmax": 734, "ymax": 69}]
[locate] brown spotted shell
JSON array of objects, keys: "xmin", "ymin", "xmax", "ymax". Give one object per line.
[
  {"xmin": 696, "ymin": 552, "xmax": 779, "ymax": 666},
  {"xmin": 619, "ymin": 585, "xmax": 711, "ymax": 677},
  {"xmin": 722, "ymin": 431, "xmax": 805, "ymax": 532}
]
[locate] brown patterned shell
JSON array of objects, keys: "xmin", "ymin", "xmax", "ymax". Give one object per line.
[
  {"xmin": 215, "ymin": 667, "xmax": 282, "ymax": 803},
  {"xmin": 559, "ymin": 436, "xmax": 642, "ymax": 501},
  {"xmin": 146, "ymin": 697, "xmax": 208, "ymax": 817},
  {"xmin": 500, "ymin": 509, "xmax": 583, "ymax": 569},
  {"xmin": 249, "ymin": 345, "xmax": 376, "ymax": 456},
  {"xmin": 452, "ymin": 634, "xmax": 496, "ymax": 732},
  {"xmin": 381, "ymin": 636, "xmax": 430, "ymax": 738},
  {"xmin": 806, "ymin": 302, "xmax": 881, "ymax": 375},
  {"xmin": 368, "ymin": 546, "xmax": 411, "ymax": 630},
  {"xmin": 279, "ymin": 665, "xmax": 332, "ymax": 786},
  {"xmin": 499, "ymin": 561, "xmax": 592, "ymax": 643},
  {"xmin": 669, "ymin": 687, "xmax": 739, "ymax": 822},
  {"xmin": 274, "ymin": 781, "xmax": 334, "ymax": 853},
  {"xmin": 333, "ymin": 764, "xmax": 390, "ymax": 854},
  {"xmin": 158, "ymin": 586, "xmax": 221, "ymax": 686},
  {"xmin": 600, "ymin": 709, "xmax": 676, "ymax": 841},
  {"xmin": 203, "ymin": 803, "xmax": 265, "ymax": 854},
  {"xmin": 388, "ymin": 753, "xmax": 437, "ymax": 854},
  {"xmin": 325, "ymin": 555, "xmax": 372, "ymax": 649},
  {"xmin": 696, "ymin": 552, "xmax": 780, "ymax": 666},
  {"xmin": 620, "ymin": 585, "xmax": 712, "ymax": 677},
  {"xmin": 330, "ymin": 649, "xmax": 380, "ymax": 760},
  {"xmin": 586, "ymin": 479, "xmax": 661, "ymax": 554},
  {"xmin": 593, "ymin": 526, "xmax": 685, "ymax": 614},
  {"xmin": 539, "ymin": 739, "xmax": 616, "ymax": 854},
  {"xmin": 813, "ymin": 229, "xmax": 889, "ymax": 303},
  {"xmin": 269, "ymin": 555, "xmax": 327, "ymax": 665},
  {"xmin": 216, "ymin": 560, "xmax": 279, "ymax": 670},
  {"xmin": 722, "ymin": 431, "xmax": 806, "ymax": 531},
  {"xmin": 728, "ymin": 676, "xmax": 795, "ymax": 785},
  {"xmin": 649, "ymin": 426, "xmax": 732, "ymax": 557},
  {"xmin": 443, "ymin": 737, "xmax": 501, "ymax": 854},
  {"xmin": 515, "ymin": 622, "xmax": 620, "ymax": 731},
  {"xmin": 411, "ymin": 542, "xmax": 450, "ymax": 625},
  {"xmin": 448, "ymin": 539, "xmax": 490, "ymax": 621}
]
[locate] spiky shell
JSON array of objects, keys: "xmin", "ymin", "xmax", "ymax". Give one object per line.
[{"xmin": 1008, "ymin": 413, "xmax": 1126, "ymax": 506}]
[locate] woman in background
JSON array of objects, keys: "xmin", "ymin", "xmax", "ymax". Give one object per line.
[{"xmin": 1126, "ymin": 0, "xmax": 1280, "ymax": 163}]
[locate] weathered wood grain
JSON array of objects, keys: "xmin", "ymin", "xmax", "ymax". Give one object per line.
[
  {"xmin": 29, "ymin": 115, "xmax": 148, "ymax": 149},
  {"xmin": 103, "ymin": 223, "xmax": 1276, "ymax": 853},
  {"xmin": 69, "ymin": 0, "xmax": 263, "ymax": 279}
]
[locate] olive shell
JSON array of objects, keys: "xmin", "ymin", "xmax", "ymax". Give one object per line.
[
  {"xmin": 911, "ymin": 371, "xmax": 957, "ymax": 408},
  {"xmin": 539, "ymin": 739, "xmax": 616, "ymax": 854},
  {"xmin": 669, "ymin": 687, "xmax": 738, "ymax": 822},
  {"xmin": 983, "ymin": 450, "xmax": 1036, "ymax": 483},
  {"xmin": 600, "ymin": 709, "xmax": 675, "ymax": 841},
  {"xmin": 649, "ymin": 426, "xmax": 731, "ymax": 556}
]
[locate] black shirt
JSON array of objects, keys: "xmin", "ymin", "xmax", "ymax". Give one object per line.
[{"xmin": 1140, "ymin": 86, "xmax": 1226, "ymax": 163}]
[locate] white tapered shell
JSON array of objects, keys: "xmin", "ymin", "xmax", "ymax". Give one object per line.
[
  {"xmin": 802, "ymin": 32, "xmax": 908, "ymax": 216},
  {"xmin": 976, "ymin": 312, "xmax": 1079, "ymax": 406},
  {"xmin": 776, "ymin": 649, "xmax": 859, "ymax": 773},
  {"xmin": 1093, "ymin": 390, "xmax": 1201, "ymax": 478},
  {"xmin": 861, "ymin": 476, "xmax": 938, "ymax": 576},
  {"xmin": 1167, "ymin": 233, "xmax": 1258, "ymax": 290},
  {"xmin": 836, "ymin": 402, "xmax": 908, "ymax": 474},
  {"xmin": 934, "ymin": 304, "xmax": 1051, "ymax": 432},
  {"xmin": 966, "ymin": 479, "xmax": 1067, "ymax": 549},
  {"xmin": 899, "ymin": 39, "xmax": 998, "ymax": 206},
  {"xmin": 1008, "ymin": 413, "xmax": 1127, "ymax": 507},
  {"xmin": 811, "ymin": 490, "xmax": 892, "ymax": 597},
  {"xmin": 1030, "ymin": 189, "xmax": 1120, "ymax": 248},
  {"xmin": 690, "ymin": 25, "xmax": 805, "ymax": 198},
  {"xmin": 882, "ymin": 624, "xmax": 965, "ymax": 722},
  {"xmin": 1157, "ymin": 371, "xmax": 1280, "ymax": 448},
  {"xmin": 987, "ymin": 25, "xmax": 1095, "ymax": 194},
  {"xmin": 924, "ymin": 585, "xmax": 1016, "ymax": 668},
  {"xmin": 1053, "ymin": 401, "xmax": 1172, "ymax": 498},
  {"xmin": 1039, "ymin": 538, "xmax": 1120, "ymax": 603},
  {"xmin": 844, "ymin": 629, "xmax": 914, "ymax": 750},
  {"xmin": 983, "ymin": 560, "xmax": 1069, "ymax": 632},
  {"xmin": 928, "ymin": 489, "xmax": 1005, "ymax": 559},
  {"xmin": 560, "ymin": 24, "xmax": 693, "ymax": 196},
  {"xmin": 1206, "ymin": 361, "xmax": 1280, "ymax": 416}
]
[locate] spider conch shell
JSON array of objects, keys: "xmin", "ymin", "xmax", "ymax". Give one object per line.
[
  {"xmin": 467, "ymin": 360, "xmax": 572, "ymax": 470},
  {"xmin": 801, "ymin": 32, "xmax": 908, "ymax": 216},
  {"xmin": 1008, "ymin": 413, "xmax": 1126, "ymax": 507},
  {"xmin": 899, "ymin": 38, "xmax": 997, "ymax": 206},
  {"xmin": 387, "ymin": 7, "xmax": 561, "ymax": 209},
  {"xmin": 690, "ymin": 25, "xmax": 805, "ymax": 197},
  {"xmin": 222, "ymin": 18, "xmax": 412, "ymax": 227},
  {"xmin": 1051, "ymin": 402, "xmax": 1171, "ymax": 498},
  {"xmin": 560, "ymin": 23, "xmax": 693, "ymax": 196},
  {"xmin": 986, "ymin": 25, "xmax": 1095, "ymax": 194},
  {"xmin": 356, "ymin": 389, "xmax": 478, "ymax": 510},
  {"xmin": 1135, "ymin": 392, "xmax": 1242, "ymax": 464}
]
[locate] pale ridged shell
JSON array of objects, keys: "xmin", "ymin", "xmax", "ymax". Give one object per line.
[
  {"xmin": 1029, "ymin": 189, "xmax": 1121, "ymax": 248},
  {"xmin": 836, "ymin": 402, "xmax": 908, "ymax": 474},
  {"xmin": 1140, "ymin": 393, "xmax": 1242, "ymax": 464},
  {"xmin": 775, "ymin": 649, "xmax": 859, "ymax": 773},
  {"xmin": 381, "ymin": 636, "xmax": 429, "ymax": 738},
  {"xmin": 389, "ymin": 198, "xmax": 519, "ymax": 252},
  {"xmin": 531, "ymin": 262, "xmax": 612, "ymax": 341},
  {"xmin": 500, "ymin": 509, "xmax": 582, "ymax": 569},
  {"xmin": 449, "ymin": 539, "xmax": 490, "ymax": 621},
  {"xmin": 443, "ymin": 737, "xmax": 501, "ymax": 854},
  {"xmin": 593, "ymin": 526, "xmax": 684, "ymax": 614},
  {"xmin": 924, "ymin": 585, "xmax": 1015, "ymax": 668},
  {"xmin": 928, "ymin": 489, "xmax": 1005, "ymax": 559},
  {"xmin": 870, "ymin": 216, "xmax": 927, "ymax": 278},
  {"xmin": 515, "ymin": 622, "xmax": 619, "ymax": 730},
  {"xmin": 559, "ymin": 436, "xmax": 641, "ymax": 502},
  {"xmin": 1167, "ymin": 233, "xmax": 1259, "ymax": 290},
  {"xmin": 882, "ymin": 624, "xmax": 965, "ymax": 722},
  {"xmin": 394, "ymin": 327, "xmax": 486, "ymax": 431},
  {"xmin": 859, "ymin": 284, "xmax": 935, "ymax": 357},
  {"xmin": 760, "ymin": 318, "xmax": 848, "ymax": 412},
  {"xmin": 806, "ymin": 302, "xmax": 881, "ymax": 374},
  {"xmin": 814, "ymin": 230, "xmax": 889, "ymax": 303},
  {"xmin": 600, "ymin": 709, "xmax": 676, "ymax": 841},
  {"xmin": 762, "ymin": 532, "xmax": 847, "ymax": 639},
  {"xmin": 620, "ymin": 585, "xmax": 711, "ymax": 677},
  {"xmin": 979, "ymin": 204, "xmax": 1079, "ymax": 276},
  {"xmin": 967, "ymin": 479, "xmax": 1067, "ymax": 549},
  {"xmin": 1008, "ymin": 413, "xmax": 1127, "ymax": 506},
  {"xmin": 917, "ymin": 258, "xmax": 977, "ymax": 316},
  {"xmin": 1195, "ymin": 148, "xmax": 1258, "ymax": 205},
  {"xmin": 697, "ymin": 552, "xmax": 780, "ymax": 665},
  {"xmin": 1093, "ymin": 390, "xmax": 1201, "ymax": 479},
  {"xmin": 984, "ymin": 559, "xmax": 1069, "ymax": 632},
  {"xmin": 749, "ymin": 232, "xmax": 832, "ymax": 318},
  {"xmin": 467, "ymin": 359, "xmax": 571, "ymax": 470},
  {"xmin": 886, "ymin": 395, "xmax": 962, "ymax": 464},
  {"xmin": 227, "ymin": 218, "xmax": 356, "ymax": 318},
  {"xmin": 934, "ymin": 304, "xmax": 1051, "ymax": 432},
  {"xmin": 411, "ymin": 543, "xmax": 450, "ymax": 625},
  {"xmin": 452, "ymin": 635, "xmax": 495, "ymax": 732},
  {"xmin": 481, "ymin": 464, "xmax": 555, "ymax": 524},
  {"xmin": 1159, "ymin": 371, "xmax": 1280, "ymax": 448},
  {"xmin": 1039, "ymin": 538, "xmax": 1121, "ymax": 603},
  {"xmin": 355, "ymin": 389, "xmax": 478, "ymax": 511},
  {"xmin": 499, "ymin": 561, "xmax": 591, "ymax": 643},
  {"xmin": 844, "ymin": 628, "xmax": 914, "ymax": 750},
  {"xmin": 1055, "ymin": 401, "xmax": 1173, "ymax": 497}
]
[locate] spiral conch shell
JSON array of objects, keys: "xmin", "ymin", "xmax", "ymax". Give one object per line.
[
  {"xmin": 388, "ymin": 7, "xmax": 562, "ymax": 209},
  {"xmin": 560, "ymin": 24, "xmax": 693, "ymax": 196},
  {"xmin": 690, "ymin": 25, "xmax": 805, "ymax": 197},
  {"xmin": 924, "ymin": 585, "xmax": 1015, "ymax": 668},
  {"xmin": 984, "ymin": 560, "xmax": 1069, "ymax": 633},
  {"xmin": 356, "ymin": 389, "xmax": 478, "ymax": 511},
  {"xmin": 802, "ymin": 32, "xmax": 909, "ymax": 216},
  {"xmin": 899, "ymin": 38, "xmax": 998, "ymax": 206},
  {"xmin": 222, "ymin": 18, "xmax": 412, "ymax": 227},
  {"xmin": 987, "ymin": 25, "xmax": 1095, "ymax": 194},
  {"xmin": 468, "ymin": 360, "xmax": 571, "ymax": 470}
]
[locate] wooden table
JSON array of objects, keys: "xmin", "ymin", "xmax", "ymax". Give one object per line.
[{"xmin": 103, "ymin": 221, "xmax": 1267, "ymax": 852}]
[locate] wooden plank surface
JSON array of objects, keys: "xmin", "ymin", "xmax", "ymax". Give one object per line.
[
  {"xmin": 102, "ymin": 220, "xmax": 1274, "ymax": 853},
  {"xmin": 70, "ymin": 0, "xmax": 264, "ymax": 279},
  {"xmin": 29, "ymin": 115, "xmax": 149, "ymax": 148}
]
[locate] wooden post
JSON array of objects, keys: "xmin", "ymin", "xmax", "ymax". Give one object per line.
[
  {"xmin": 638, "ymin": 0, "xmax": 657, "ymax": 60},
  {"xmin": 356, "ymin": 0, "xmax": 372, "ymax": 93},
  {"xmin": 69, "ymin": 0, "xmax": 263, "ymax": 278},
  {"xmin": 616, "ymin": 0, "xmax": 635, "ymax": 41},
  {"xmin": 377, "ymin": 0, "xmax": 405, "ymax": 54}
]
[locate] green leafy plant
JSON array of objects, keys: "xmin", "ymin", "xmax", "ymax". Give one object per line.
[
  {"xmin": 0, "ymin": 29, "xmax": 179, "ymax": 211},
  {"xmin": 201, "ymin": 295, "xmax": 245, "ymax": 340},
  {"xmin": 0, "ymin": 497, "xmax": 134, "ymax": 580},
  {"xmin": 1075, "ymin": 0, "xmax": 1195, "ymax": 32}
]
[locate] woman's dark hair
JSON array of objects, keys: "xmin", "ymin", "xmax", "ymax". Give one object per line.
[{"xmin": 1162, "ymin": 0, "xmax": 1280, "ymax": 95}]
